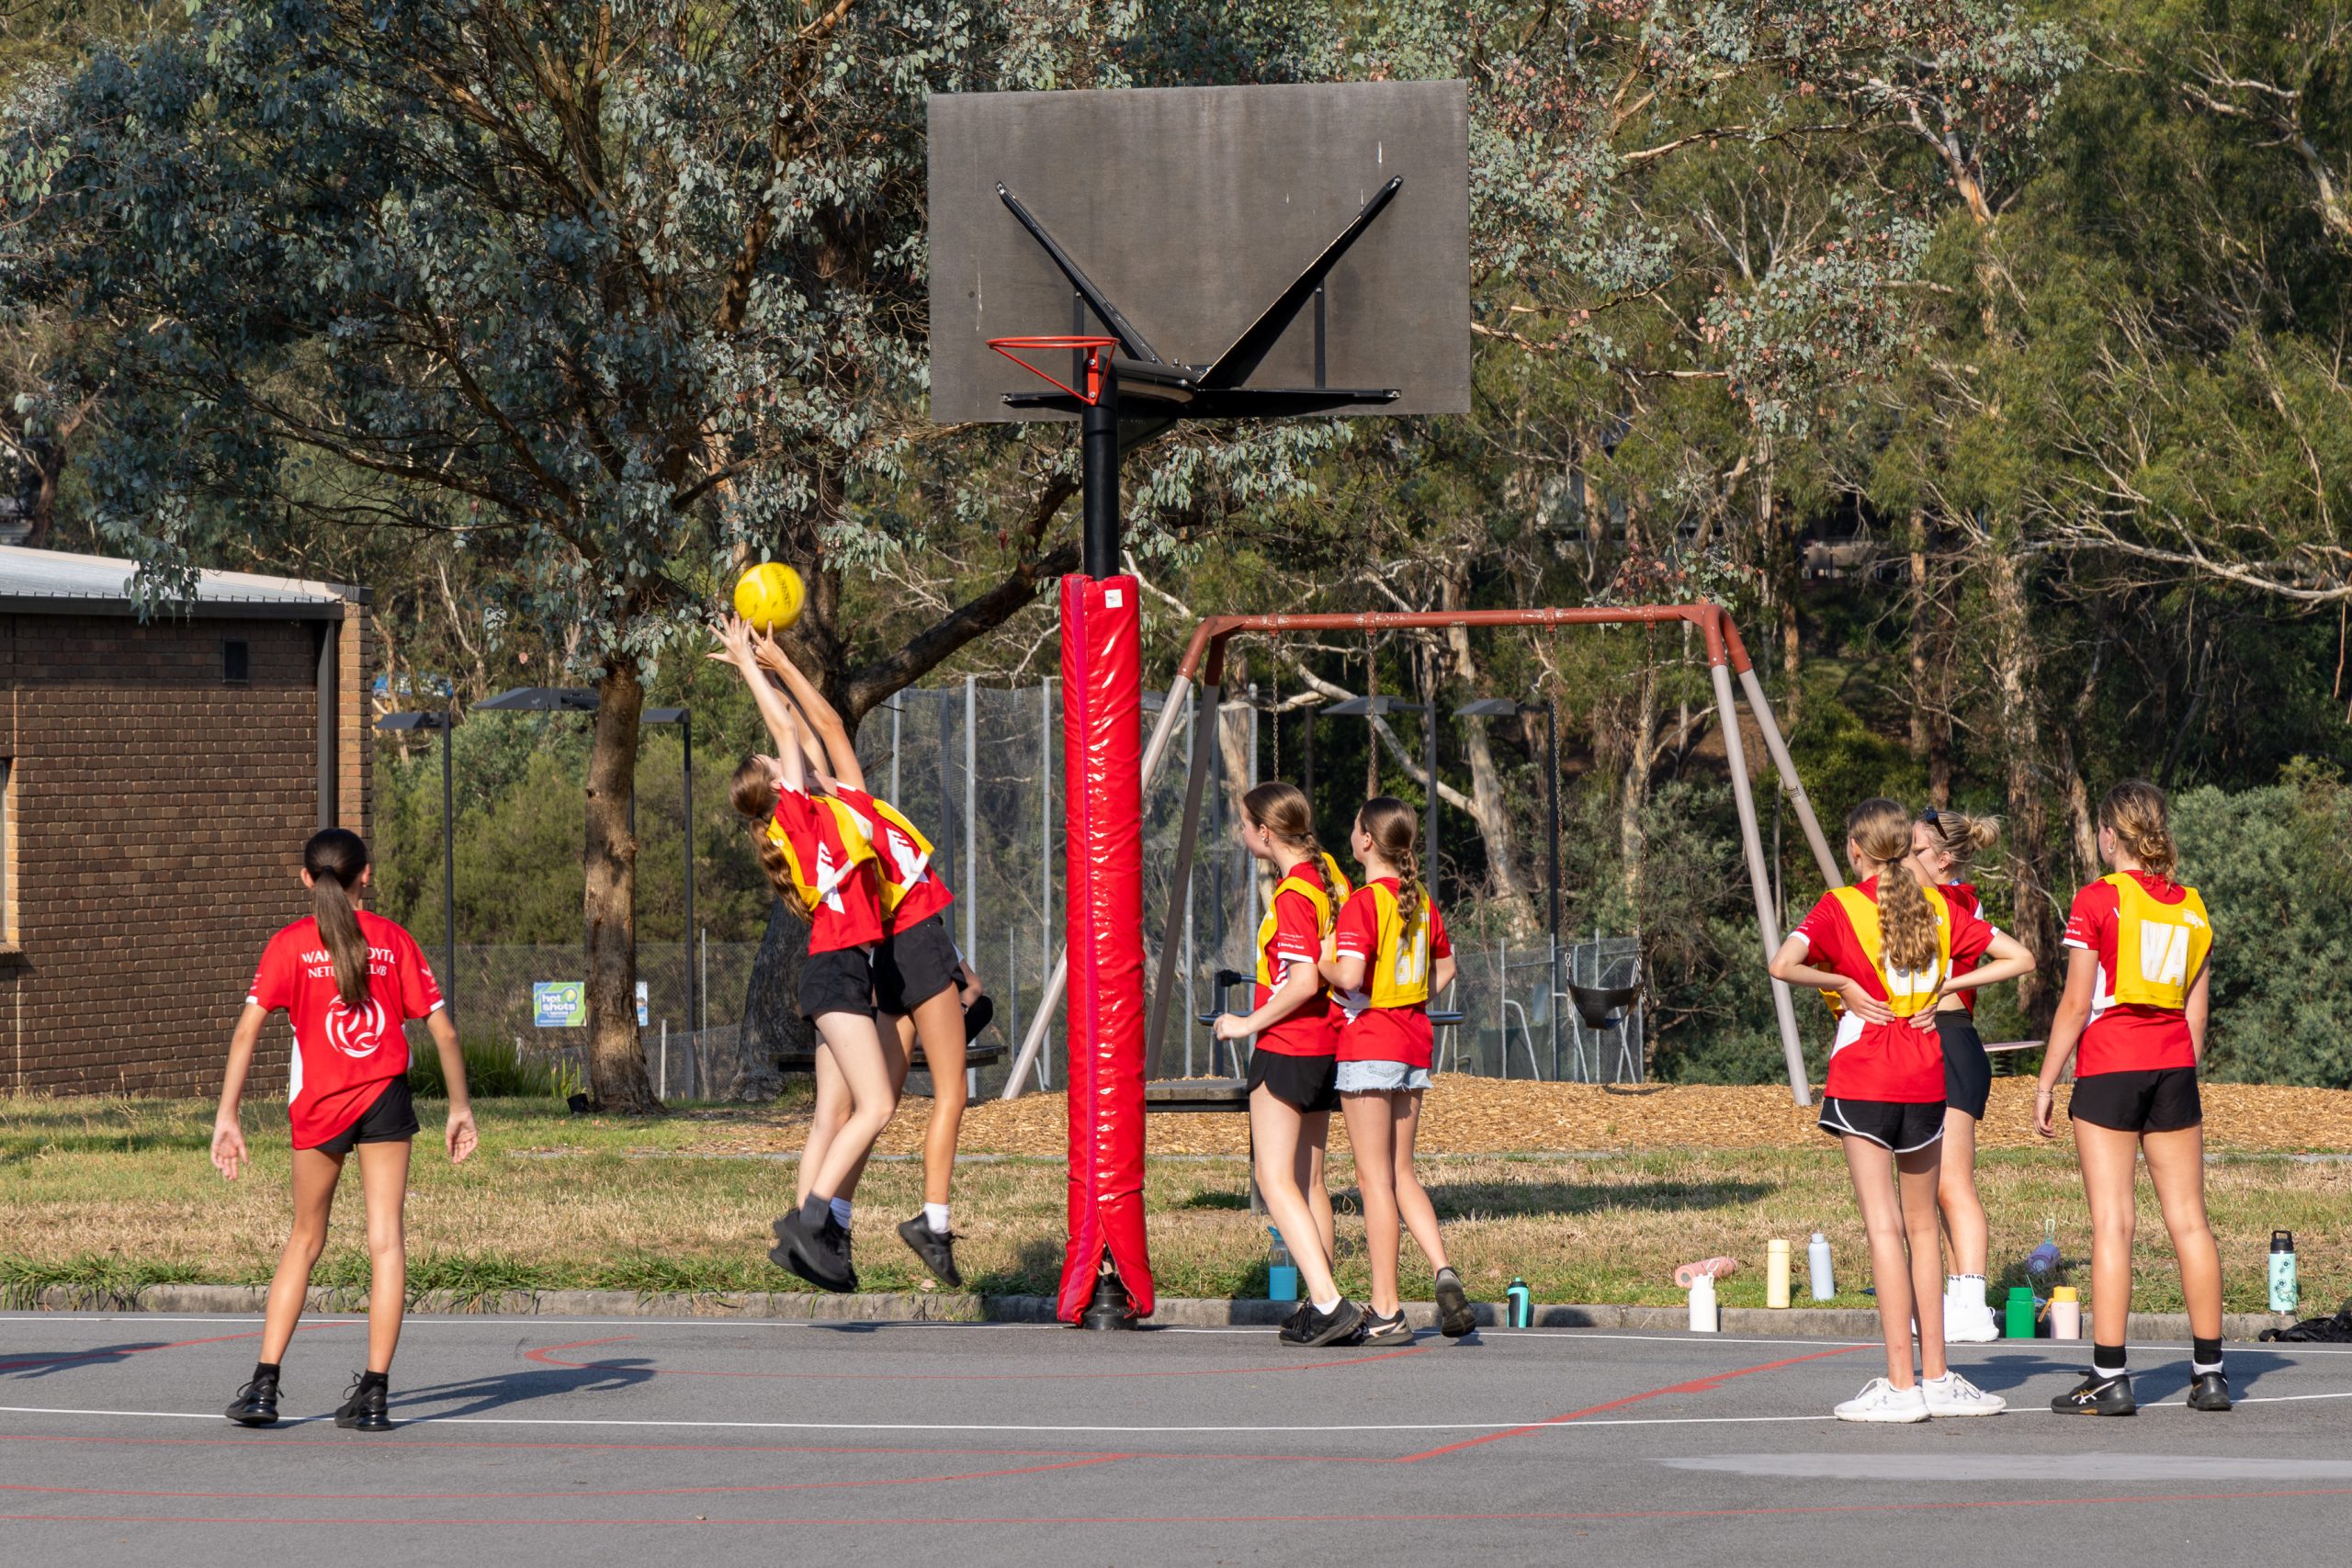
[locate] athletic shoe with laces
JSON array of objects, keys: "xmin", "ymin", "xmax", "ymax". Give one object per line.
[
  {"xmin": 1278, "ymin": 1298, "xmax": 1364, "ymax": 1348},
  {"xmin": 223, "ymin": 1370, "xmax": 280, "ymax": 1427},
  {"xmin": 2051, "ymin": 1371, "xmax": 2136, "ymax": 1416},
  {"xmin": 1921, "ymin": 1370, "xmax": 2007, "ymax": 1416},
  {"xmin": 334, "ymin": 1373, "xmax": 391, "ymax": 1432},
  {"xmin": 1357, "ymin": 1308, "xmax": 1414, "ymax": 1345},
  {"xmin": 2187, "ymin": 1371, "xmax": 2233, "ymax": 1411},
  {"xmin": 1834, "ymin": 1378, "xmax": 1930, "ymax": 1424},
  {"xmin": 1943, "ymin": 1293, "xmax": 2000, "ymax": 1344},
  {"xmin": 897, "ymin": 1214, "xmax": 964, "ymax": 1288},
  {"xmin": 1278, "ymin": 1298, "xmax": 1313, "ymax": 1337},
  {"xmin": 770, "ymin": 1210, "xmax": 857, "ymax": 1293},
  {"xmin": 1433, "ymin": 1269, "xmax": 1476, "ymax": 1337}
]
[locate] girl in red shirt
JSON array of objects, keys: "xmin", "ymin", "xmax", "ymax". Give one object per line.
[
  {"xmin": 1211, "ymin": 783, "xmax": 1355, "ymax": 1345},
  {"xmin": 2035, "ymin": 779, "xmax": 2228, "ymax": 1416},
  {"xmin": 212, "ymin": 829, "xmax": 477, "ymax": 1432},
  {"xmin": 1320, "ymin": 796, "xmax": 1474, "ymax": 1344},
  {"xmin": 1770, "ymin": 798, "xmax": 2030, "ymax": 1423},
  {"xmin": 717, "ymin": 615, "xmax": 893, "ymax": 1294}
]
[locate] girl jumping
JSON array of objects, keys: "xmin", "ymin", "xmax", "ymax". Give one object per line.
[
  {"xmin": 1770, "ymin": 798, "xmax": 2030, "ymax": 1422},
  {"xmin": 213, "ymin": 828, "xmax": 477, "ymax": 1431},
  {"xmin": 1321, "ymin": 796, "xmax": 1476, "ymax": 1343},
  {"xmin": 1213, "ymin": 783, "xmax": 1351, "ymax": 1345},
  {"xmin": 2037, "ymin": 779, "xmax": 2229, "ymax": 1416}
]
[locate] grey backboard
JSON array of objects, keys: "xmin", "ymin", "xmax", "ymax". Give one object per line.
[{"xmin": 928, "ymin": 81, "xmax": 1470, "ymax": 423}]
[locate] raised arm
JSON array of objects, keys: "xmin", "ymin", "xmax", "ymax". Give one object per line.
[
  {"xmin": 754, "ymin": 631, "xmax": 865, "ymax": 791},
  {"xmin": 711, "ymin": 616, "xmax": 808, "ymax": 794}
]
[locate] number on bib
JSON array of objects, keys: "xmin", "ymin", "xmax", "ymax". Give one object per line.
[
  {"xmin": 2138, "ymin": 920, "xmax": 2190, "ymax": 986},
  {"xmin": 1393, "ymin": 927, "xmax": 1428, "ymax": 988}
]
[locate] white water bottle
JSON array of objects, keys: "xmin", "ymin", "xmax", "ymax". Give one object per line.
[
  {"xmin": 1688, "ymin": 1271, "xmax": 1719, "ymax": 1333},
  {"xmin": 1808, "ymin": 1233, "xmax": 1836, "ymax": 1301}
]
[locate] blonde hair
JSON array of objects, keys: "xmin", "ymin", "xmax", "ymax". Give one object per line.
[
  {"xmin": 1242, "ymin": 782, "xmax": 1338, "ymax": 896},
  {"xmin": 2099, "ymin": 778, "xmax": 2178, "ymax": 879},
  {"xmin": 1848, "ymin": 798, "xmax": 1938, "ymax": 975},
  {"xmin": 730, "ymin": 759, "xmax": 810, "ymax": 919},
  {"xmin": 1357, "ymin": 795, "xmax": 1426, "ymax": 943},
  {"xmin": 1917, "ymin": 806, "xmax": 2001, "ymax": 872}
]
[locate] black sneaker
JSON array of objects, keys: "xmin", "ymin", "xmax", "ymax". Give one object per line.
[
  {"xmin": 770, "ymin": 1210, "xmax": 857, "ymax": 1293},
  {"xmin": 334, "ymin": 1373, "xmax": 391, "ymax": 1432},
  {"xmin": 1358, "ymin": 1308, "xmax": 1414, "ymax": 1345},
  {"xmin": 2188, "ymin": 1371, "xmax": 2233, "ymax": 1411},
  {"xmin": 2051, "ymin": 1371, "xmax": 2137, "ymax": 1416},
  {"xmin": 224, "ymin": 1370, "xmax": 279, "ymax": 1427},
  {"xmin": 1277, "ymin": 1298, "xmax": 1313, "ymax": 1337},
  {"xmin": 1278, "ymin": 1298, "xmax": 1364, "ymax": 1348},
  {"xmin": 898, "ymin": 1215, "xmax": 964, "ymax": 1288},
  {"xmin": 1434, "ymin": 1269, "xmax": 1476, "ymax": 1338}
]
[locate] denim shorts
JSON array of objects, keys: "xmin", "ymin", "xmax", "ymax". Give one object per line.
[{"xmin": 1335, "ymin": 1060, "xmax": 1433, "ymax": 1093}]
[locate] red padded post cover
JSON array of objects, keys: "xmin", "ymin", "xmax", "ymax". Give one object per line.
[{"xmin": 1057, "ymin": 573, "xmax": 1155, "ymax": 1321}]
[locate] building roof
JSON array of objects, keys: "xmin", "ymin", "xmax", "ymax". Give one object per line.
[{"xmin": 0, "ymin": 546, "xmax": 355, "ymax": 619}]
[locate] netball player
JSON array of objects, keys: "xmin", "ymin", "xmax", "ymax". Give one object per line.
[
  {"xmin": 215, "ymin": 829, "xmax": 477, "ymax": 1431},
  {"xmin": 1770, "ymin": 799, "xmax": 2031, "ymax": 1421},
  {"xmin": 2036, "ymin": 780, "xmax": 2229, "ymax": 1415}
]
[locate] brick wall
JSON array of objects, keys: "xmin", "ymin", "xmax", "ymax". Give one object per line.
[{"xmin": 0, "ymin": 606, "xmax": 368, "ymax": 1096}]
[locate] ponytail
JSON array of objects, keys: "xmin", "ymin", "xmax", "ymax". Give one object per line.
[
  {"xmin": 303, "ymin": 829, "xmax": 372, "ymax": 1011},
  {"xmin": 2099, "ymin": 778, "xmax": 2178, "ymax": 879},
  {"xmin": 1358, "ymin": 795, "xmax": 1426, "ymax": 944},
  {"xmin": 1917, "ymin": 806, "xmax": 2002, "ymax": 871},
  {"xmin": 1318, "ymin": 851, "xmax": 1354, "ymax": 904},
  {"xmin": 1241, "ymin": 782, "xmax": 1341, "ymax": 901},
  {"xmin": 1847, "ymin": 798, "xmax": 1937, "ymax": 975},
  {"xmin": 731, "ymin": 758, "xmax": 814, "ymax": 920}
]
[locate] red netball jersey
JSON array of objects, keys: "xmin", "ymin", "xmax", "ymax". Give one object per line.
[
  {"xmin": 1250, "ymin": 864, "xmax": 1337, "ymax": 1058},
  {"xmin": 1793, "ymin": 878, "xmax": 1992, "ymax": 1102},
  {"xmin": 829, "ymin": 783, "xmax": 955, "ymax": 931},
  {"xmin": 1330, "ymin": 879, "xmax": 1453, "ymax": 1068},
  {"xmin": 247, "ymin": 911, "xmax": 444, "ymax": 1148},
  {"xmin": 1943, "ymin": 882, "xmax": 1988, "ymax": 1014},
  {"xmin": 769, "ymin": 784, "xmax": 886, "ymax": 953},
  {"xmin": 2062, "ymin": 872, "xmax": 2203, "ymax": 1075}
]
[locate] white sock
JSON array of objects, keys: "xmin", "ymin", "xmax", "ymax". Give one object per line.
[
  {"xmin": 923, "ymin": 1201, "xmax": 951, "ymax": 1234},
  {"xmin": 2193, "ymin": 1358, "xmax": 2225, "ymax": 1377},
  {"xmin": 1312, "ymin": 1294, "xmax": 1342, "ymax": 1314},
  {"xmin": 1949, "ymin": 1274, "xmax": 1986, "ymax": 1304},
  {"xmin": 829, "ymin": 1197, "xmax": 853, "ymax": 1228}
]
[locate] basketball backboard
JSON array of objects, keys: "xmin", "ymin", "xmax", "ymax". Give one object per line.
[{"xmin": 928, "ymin": 81, "xmax": 1470, "ymax": 423}]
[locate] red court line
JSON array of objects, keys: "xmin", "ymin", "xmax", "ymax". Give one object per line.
[
  {"xmin": 524, "ymin": 1336, "xmax": 1430, "ymax": 1381},
  {"xmin": 1397, "ymin": 1343, "xmax": 1868, "ymax": 1462},
  {"xmin": 0, "ymin": 1324, "xmax": 336, "ymax": 1375}
]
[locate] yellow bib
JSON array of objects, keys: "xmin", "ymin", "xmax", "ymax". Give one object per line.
[
  {"xmin": 765, "ymin": 795, "xmax": 876, "ymax": 915},
  {"xmin": 2104, "ymin": 873, "xmax": 2211, "ymax": 1010},
  {"xmin": 1254, "ymin": 872, "xmax": 1336, "ymax": 989},
  {"xmin": 1361, "ymin": 881, "xmax": 1436, "ymax": 1010},
  {"xmin": 847, "ymin": 794, "xmax": 937, "ymax": 915},
  {"xmin": 1826, "ymin": 883, "xmax": 1955, "ymax": 1017}
]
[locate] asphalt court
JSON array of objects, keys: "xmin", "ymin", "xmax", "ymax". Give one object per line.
[{"xmin": 6, "ymin": 1312, "xmax": 2351, "ymax": 1564}]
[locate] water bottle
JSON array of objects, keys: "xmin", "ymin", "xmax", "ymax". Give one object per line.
[
  {"xmin": 1267, "ymin": 1227, "xmax": 1298, "ymax": 1303},
  {"xmin": 2025, "ymin": 1216, "xmax": 2061, "ymax": 1281},
  {"xmin": 1688, "ymin": 1272, "xmax": 1719, "ymax": 1333},
  {"xmin": 1507, "ymin": 1277, "xmax": 1532, "ymax": 1328},
  {"xmin": 1766, "ymin": 1238, "xmax": 1792, "ymax": 1309},
  {"xmin": 1807, "ymin": 1233, "xmax": 1835, "ymax": 1301},
  {"xmin": 2050, "ymin": 1286, "xmax": 2081, "ymax": 1340},
  {"xmin": 2270, "ymin": 1230, "xmax": 2299, "ymax": 1314},
  {"xmin": 2005, "ymin": 1286, "xmax": 2038, "ymax": 1339}
]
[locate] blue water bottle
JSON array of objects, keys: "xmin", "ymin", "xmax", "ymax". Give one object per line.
[
  {"xmin": 1268, "ymin": 1227, "xmax": 1298, "ymax": 1303},
  {"xmin": 1507, "ymin": 1277, "xmax": 1532, "ymax": 1328},
  {"xmin": 2270, "ymin": 1230, "xmax": 2299, "ymax": 1314}
]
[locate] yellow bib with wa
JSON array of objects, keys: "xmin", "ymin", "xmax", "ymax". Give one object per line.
[
  {"xmin": 2104, "ymin": 873, "xmax": 2211, "ymax": 1009},
  {"xmin": 856, "ymin": 795, "xmax": 938, "ymax": 915},
  {"xmin": 1361, "ymin": 881, "xmax": 1436, "ymax": 1010},
  {"xmin": 765, "ymin": 796, "xmax": 876, "ymax": 914},
  {"xmin": 1826, "ymin": 884, "xmax": 1955, "ymax": 1017},
  {"xmin": 1254, "ymin": 873, "xmax": 1336, "ymax": 989}
]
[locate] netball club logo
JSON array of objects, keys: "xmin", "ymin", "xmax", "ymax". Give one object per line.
[{"xmin": 323, "ymin": 996, "xmax": 390, "ymax": 1059}]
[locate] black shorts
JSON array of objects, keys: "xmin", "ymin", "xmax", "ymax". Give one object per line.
[
  {"xmin": 315, "ymin": 1077, "xmax": 420, "ymax": 1156},
  {"xmin": 2068, "ymin": 1066, "xmax": 2202, "ymax": 1134},
  {"xmin": 1247, "ymin": 1050, "xmax": 1339, "ymax": 1115},
  {"xmin": 1939, "ymin": 1011, "xmax": 1992, "ymax": 1121},
  {"xmin": 874, "ymin": 913, "xmax": 960, "ymax": 1016},
  {"xmin": 799, "ymin": 944, "xmax": 876, "ymax": 1021},
  {"xmin": 1818, "ymin": 1096, "xmax": 1946, "ymax": 1154}
]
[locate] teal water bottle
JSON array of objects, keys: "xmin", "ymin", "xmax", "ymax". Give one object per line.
[
  {"xmin": 1268, "ymin": 1227, "xmax": 1298, "ymax": 1303},
  {"xmin": 2269, "ymin": 1230, "xmax": 2299, "ymax": 1314},
  {"xmin": 1507, "ymin": 1277, "xmax": 1532, "ymax": 1328},
  {"xmin": 2005, "ymin": 1285, "xmax": 2038, "ymax": 1339}
]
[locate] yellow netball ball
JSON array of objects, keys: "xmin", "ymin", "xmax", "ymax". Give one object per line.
[{"xmin": 733, "ymin": 561, "xmax": 805, "ymax": 632}]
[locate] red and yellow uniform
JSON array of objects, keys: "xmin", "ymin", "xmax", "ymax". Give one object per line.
[
  {"xmin": 1250, "ymin": 863, "xmax": 1338, "ymax": 1056},
  {"xmin": 829, "ymin": 783, "xmax": 956, "ymax": 931},
  {"xmin": 1792, "ymin": 877, "xmax": 1994, "ymax": 1101},
  {"xmin": 247, "ymin": 911, "xmax": 444, "ymax": 1149},
  {"xmin": 2061, "ymin": 870, "xmax": 2211, "ymax": 1076},
  {"xmin": 769, "ymin": 784, "xmax": 885, "ymax": 953},
  {"xmin": 1330, "ymin": 877, "xmax": 1453, "ymax": 1068}
]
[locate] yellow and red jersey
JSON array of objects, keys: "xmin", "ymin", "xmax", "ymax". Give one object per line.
[
  {"xmin": 1250, "ymin": 862, "xmax": 1338, "ymax": 1057},
  {"xmin": 1330, "ymin": 876, "xmax": 1452, "ymax": 1068},
  {"xmin": 1791, "ymin": 876, "xmax": 1992, "ymax": 1102},
  {"xmin": 768, "ymin": 784, "xmax": 885, "ymax": 953},
  {"xmin": 829, "ymin": 783, "xmax": 956, "ymax": 932},
  {"xmin": 2062, "ymin": 870, "xmax": 2211, "ymax": 1075}
]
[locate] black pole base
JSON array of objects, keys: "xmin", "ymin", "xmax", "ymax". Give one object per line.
[{"xmin": 1077, "ymin": 1259, "xmax": 1140, "ymax": 1330}]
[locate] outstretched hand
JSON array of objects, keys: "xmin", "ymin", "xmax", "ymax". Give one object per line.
[{"xmin": 708, "ymin": 614, "xmax": 758, "ymax": 666}]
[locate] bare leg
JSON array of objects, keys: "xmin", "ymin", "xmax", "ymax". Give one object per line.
[
  {"xmin": 2141, "ymin": 1123, "xmax": 2222, "ymax": 1342},
  {"xmin": 824, "ymin": 1021, "xmax": 910, "ymax": 1204},
  {"xmin": 803, "ymin": 1011, "xmax": 899, "ymax": 1202},
  {"xmin": 1897, "ymin": 1143, "xmax": 1947, "ymax": 1382},
  {"xmin": 797, "ymin": 1043, "xmax": 850, "ymax": 1209},
  {"xmin": 1841, "ymin": 1134, "xmax": 1919, "ymax": 1389},
  {"xmin": 1341, "ymin": 1091, "xmax": 1402, "ymax": 1316},
  {"xmin": 1295, "ymin": 1111, "xmax": 1335, "ymax": 1264},
  {"xmin": 354, "ymin": 1139, "xmax": 412, "ymax": 1374},
  {"xmin": 1937, "ymin": 1109, "xmax": 1988, "ymax": 1279},
  {"xmin": 257, "ymin": 1147, "xmax": 344, "ymax": 1364},
  {"xmin": 2075, "ymin": 1120, "xmax": 2143, "ymax": 1352},
  {"xmin": 1389, "ymin": 1090, "xmax": 1451, "ymax": 1275},
  {"xmin": 1250, "ymin": 1087, "xmax": 1342, "ymax": 1305},
  {"xmin": 908, "ymin": 986, "xmax": 968, "ymax": 1209}
]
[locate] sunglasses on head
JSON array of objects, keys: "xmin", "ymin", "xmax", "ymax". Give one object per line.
[{"xmin": 1920, "ymin": 807, "xmax": 1940, "ymax": 828}]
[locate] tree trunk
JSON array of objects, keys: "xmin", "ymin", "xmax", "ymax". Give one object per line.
[
  {"xmin": 1619, "ymin": 647, "xmax": 1657, "ymax": 922},
  {"xmin": 583, "ymin": 655, "xmax": 659, "ymax": 1111},
  {"xmin": 1442, "ymin": 573, "xmax": 1531, "ymax": 932},
  {"xmin": 1982, "ymin": 541, "xmax": 2060, "ymax": 1031},
  {"xmin": 735, "ymin": 899, "xmax": 812, "ymax": 1101}
]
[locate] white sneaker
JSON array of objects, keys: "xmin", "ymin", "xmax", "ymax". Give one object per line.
[
  {"xmin": 1922, "ymin": 1370, "xmax": 2007, "ymax": 1416},
  {"xmin": 1835, "ymin": 1378, "xmax": 1930, "ymax": 1424},
  {"xmin": 1944, "ymin": 1295, "xmax": 2000, "ymax": 1344}
]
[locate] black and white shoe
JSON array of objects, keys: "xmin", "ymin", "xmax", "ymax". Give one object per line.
[
  {"xmin": 771, "ymin": 1211, "xmax": 857, "ymax": 1292},
  {"xmin": 334, "ymin": 1373, "xmax": 391, "ymax": 1432},
  {"xmin": 898, "ymin": 1215, "xmax": 964, "ymax": 1288},
  {"xmin": 2188, "ymin": 1371, "xmax": 2233, "ymax": 1411},
  {"xmin": 1358, "ymin": 1308, "xmax": 1415, "ymax": 1345},
  {"xmin": 1278, "ymin": 1298, "xmax": 1364, "ymax": 1348},
  {"xmin": 1434, "ymin": 1269, "xmax": 1476, "ymax": 1337},
  {"xmin": 224, "ymin": 1370, "xmax": 279, "ymax": 1427},
  {"xmin": 2051, "ymin": 1371, "xmax": 2137, "ymax": 1416}
]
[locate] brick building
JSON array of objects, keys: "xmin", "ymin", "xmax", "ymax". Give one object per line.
[{"xmin": 0, "ymin": 547, "xmax": 372, "ymax": 1096}]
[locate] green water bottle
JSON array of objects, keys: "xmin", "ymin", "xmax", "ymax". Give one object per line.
[{"xmin": 2005, "ymin": 1285, "xmax": 2038, "ymax": 1339}]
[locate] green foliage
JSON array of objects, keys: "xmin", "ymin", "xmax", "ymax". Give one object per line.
[{"xmin": 405, "ymin": 1034, "xmax": 582, "ymax": 1101}]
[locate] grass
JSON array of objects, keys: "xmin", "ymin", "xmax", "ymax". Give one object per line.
[
  {"xmin": 405, "ymin": 1035, "xmax": 582, "ymax": 1100},
  {"xmin": 3, "ymin": 1094, "xmax": 2347, "ymax": 1316}
]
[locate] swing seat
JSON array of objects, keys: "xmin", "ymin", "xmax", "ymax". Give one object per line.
[{"xmin": 1144, "ymin": 1076, "xmax": 1251, "ymax": 1113}]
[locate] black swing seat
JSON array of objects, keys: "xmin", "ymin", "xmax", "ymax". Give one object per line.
[
  {"xmin": 1567, "ymin": 984, "xmax": 1641, "ymax": 1031},
  {"xmin": 1144, "ymin": 1076, "xmax": 1252, "ymax": 1113}
]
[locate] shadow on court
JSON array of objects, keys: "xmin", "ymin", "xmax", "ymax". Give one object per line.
[
  {"xmin": 392, "ymin": 1356, "xmax": 657, "ymax": 1418},
  {"xmin": 0, "ymin": 1343, "xmax": 176, "ymax": 1380}
]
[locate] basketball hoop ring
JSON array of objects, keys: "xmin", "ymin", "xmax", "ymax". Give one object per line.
[{"xmin": 988, "ymin": 334, "xmax": 1118, "ymax": 406}]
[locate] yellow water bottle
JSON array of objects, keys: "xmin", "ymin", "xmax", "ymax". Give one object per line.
[{"xmin": 1766, "ymin": 1238, "xmax": 1792, "ymax": 1309}]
